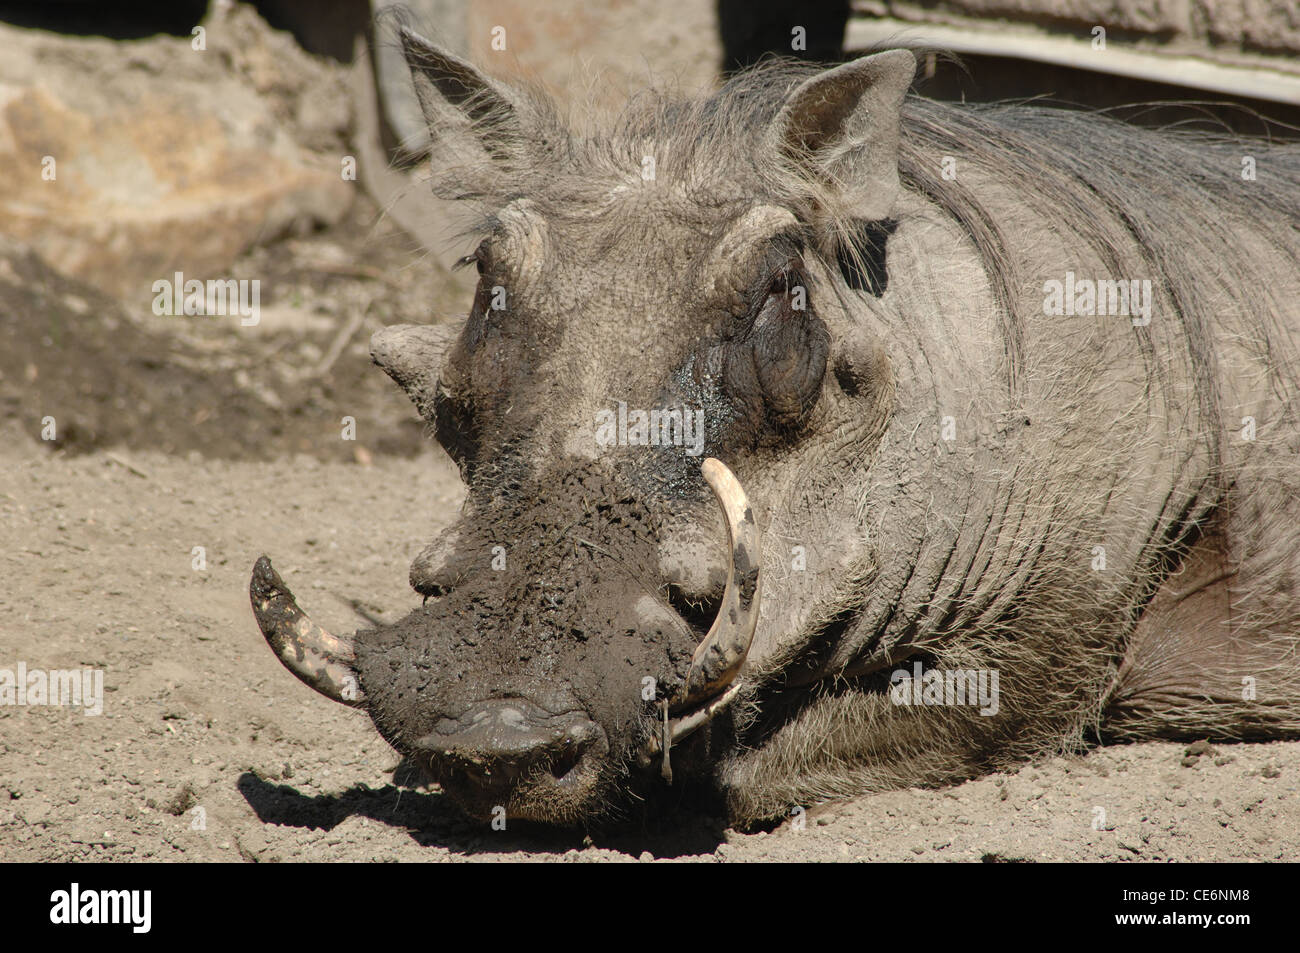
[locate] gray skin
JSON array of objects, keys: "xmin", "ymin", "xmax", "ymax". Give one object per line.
[{"xmin": 255, "ymin": 30, "xmax": 1300, "ymax": 827}]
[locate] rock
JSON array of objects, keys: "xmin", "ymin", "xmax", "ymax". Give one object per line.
[{"xmin": 0, "ymin": 5, "xmax": 353, "ymax": 305}]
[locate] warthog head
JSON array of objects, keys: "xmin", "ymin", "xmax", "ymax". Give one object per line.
[{"xmin": 252, "ymin": 29, "xmax": 916, "ymax": 824}]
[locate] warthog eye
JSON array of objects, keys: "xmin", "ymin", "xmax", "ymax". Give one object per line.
[
  {"xmin": 743, "ymin": 250, "xmax": 805, "ymax": 318},
  {"xmin": 436, "ymin": 238, "xmax": 514, "ymax": 477},
  {"xmin": 751, "ymin": 261, "xmax": 829, "ymax": 430},
  {"xmin": 697, "ymin": 252, "xmax": 831, "ymax": 443}
]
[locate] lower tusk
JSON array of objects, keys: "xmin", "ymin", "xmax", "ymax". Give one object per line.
[
  {"xmin": 250, "ymin": 555, "xmax": 365, "ymax": 708},
  {"xmin": 644, "ymin": 682, "xmax": 744, "ymax": 757}
]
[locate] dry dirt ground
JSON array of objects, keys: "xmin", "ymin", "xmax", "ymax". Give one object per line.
[{"xmin": 2, "ymin": 428, "xmax": 1298, "ymax": 863}]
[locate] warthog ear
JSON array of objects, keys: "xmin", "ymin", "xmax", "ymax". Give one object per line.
[
  {"xmin": 771, "ymin": 50, "xmax": 916, "ymax": 223},
  {"xmin": 399, "ymin": 27, "xmax": 520, "ymax": 169}
]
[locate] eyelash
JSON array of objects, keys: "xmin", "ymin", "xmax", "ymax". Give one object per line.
[
  {"xmin": 454, "ymin": 242, "xmax": 489, "ymax": 275},
  {"xmin": 746, "ymin": 259, "xmax": 803, "ymax": 315}
]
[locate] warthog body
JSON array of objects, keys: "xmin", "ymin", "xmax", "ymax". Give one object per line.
[{"xmin": 252, "ymin": 30, "xmax": 1300, "ymax": 827}]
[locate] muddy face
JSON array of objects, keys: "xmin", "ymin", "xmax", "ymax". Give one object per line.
[
  {"xmin": 355, "ymin": 468, "xmax": 702, "ymax": 823},
  {"xmin": 250, "ymin": 31, "xmax": 912, "ymax": 825}
]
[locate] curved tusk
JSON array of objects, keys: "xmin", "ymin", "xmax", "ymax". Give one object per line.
[
  {"xmin": 673, "ymin": 457, "xmax": 762, "ymax": 712},
  {"xmin": 249, "ymin": 555, "xmax": 366, "ymax": 708}
]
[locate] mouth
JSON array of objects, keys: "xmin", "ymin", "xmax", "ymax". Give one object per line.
[
  {"xmin": 418, "ymin": 699, "xmax": 610, "ymax": 805},
  {"xmin": 434, "ymin": 740, "xmax": 611, "ymax": 816},
  {"xmin": 407, "ymin": 702, "xmax": 611, "ymax": 823},
  {"xmin": 640, "ymin": 681, "xmax": 747, "ymax": 760}
]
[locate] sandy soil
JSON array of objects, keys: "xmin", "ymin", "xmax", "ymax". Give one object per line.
[{"xmin": 2, "ymin": 432, "xmax": 1297, "ymax": 863}]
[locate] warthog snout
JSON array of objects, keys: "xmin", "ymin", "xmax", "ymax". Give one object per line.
[
  {"xmin": 417, "ymin": 699, "xmax": 609, "ymax": 812},
  {"xmin": 250, "ymin": 458, "xmax": 762, "ymax": 823}
]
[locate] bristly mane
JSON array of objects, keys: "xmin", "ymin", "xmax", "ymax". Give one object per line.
[{"xmin": 898, "ymin": 96, "xmax": 1300, "ymax": 417}]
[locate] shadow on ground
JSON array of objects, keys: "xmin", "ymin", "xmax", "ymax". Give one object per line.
[{"xmin": 237, "ymin": 769, "xmax": 731, "ymax": 858}]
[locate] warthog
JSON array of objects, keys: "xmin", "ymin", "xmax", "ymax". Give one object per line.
[{"xmin": 251, "ymin": 28, "xmax": 1300, "ymax": 826}]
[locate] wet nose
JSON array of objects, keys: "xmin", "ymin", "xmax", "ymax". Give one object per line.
[{"xmin": 419, "ymin": 698, "xmax": 603, "ymax": 789}]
